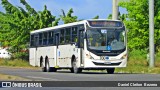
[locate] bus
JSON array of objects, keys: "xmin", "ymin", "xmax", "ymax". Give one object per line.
[{"xmin": 29, "ymin": 19, "xmax": 127, "ymax": 74}]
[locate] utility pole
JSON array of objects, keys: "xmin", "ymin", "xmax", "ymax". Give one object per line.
[
  {"xmin": 112, "ymin": 0, "xmax": 118, "ymax": 20},
  {"xmin": 149, "ymin": 0, "xmax": 155, "ymax": 67}
]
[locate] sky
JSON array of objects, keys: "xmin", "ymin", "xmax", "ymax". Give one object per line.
[{"xmin": 0, "ymin": 0, "xmax": 127, "ymax": 21}]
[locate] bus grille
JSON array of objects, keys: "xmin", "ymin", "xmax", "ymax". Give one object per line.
[{"xmin": 100, "ymin": 56, "xmax": 105, "ymax": 60}]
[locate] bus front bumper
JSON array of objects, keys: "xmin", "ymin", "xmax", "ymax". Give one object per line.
[{"xmin": 83, "ymin": 59, "xmax": 127, "ymax": 68}]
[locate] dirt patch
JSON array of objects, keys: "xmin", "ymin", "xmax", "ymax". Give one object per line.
[{"xmin": 0, "ymin": 73, "xmax": 31, "ymax": 81}]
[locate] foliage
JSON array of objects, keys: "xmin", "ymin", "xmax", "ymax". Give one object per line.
[
  {"xmin": 60, "ymin": 8, "xmax": 78, "ymax": 24},
  {"xmin": 0, "ymin": 0, "xmax": 58, "ymax": 60},
  {"xmin": 107, "ymin": 14, "xmax": 112, "ymax": 19},
  {"xmin": 107, "ymin": 11, "xmax": 127, "ymax": 21},
  {"xmin": 52, "ymin": 18, "xmax": 60, "ymax": 26},
  {"xmin": 128, "ymin": 49, "xmax": 147, "ymax": 61},
  {"xmin": 119, "ymin": 0, "xmax": 160, "ymax": 50},
  {"xmin": 93, "ymin": 15, "xmax": 99, "ymax": 19},
  {"xmin": 115, "ymin": 50, "xmax": 160, "ymax": 74}
]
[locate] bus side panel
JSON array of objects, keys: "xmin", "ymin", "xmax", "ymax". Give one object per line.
[
  {"xmin": 77, "ymin": 48, "xmax": 82, "ymax": 68},
  {"xmin": 29, "ymin": 48, "xmax": 36, "ymax": 66},
  {"xmin": 37, "ymin": 46, "xmax": 56, "ymax": 67},
  {"xmin": 58, "ymin": 45, "xmax": 77, "ymax": 68}
]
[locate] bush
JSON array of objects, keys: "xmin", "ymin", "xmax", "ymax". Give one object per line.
[
  {"xmin": 0, "ymin": 59, "xmax": 30, "ymax": 67},
  {"xmin": 129, "ymin": 49, "xmax": 147, "ymax": 60},
  {"xmin": 11, "ymin": 52, "xmax": 29, "ymax": 61}
]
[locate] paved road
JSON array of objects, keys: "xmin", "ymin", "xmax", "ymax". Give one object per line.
[
  {"xmin": 0, "ymin": 67, "xmax": 160, "ymax": 90},
  {"xmin": 0, "ymin": 67, "xmax": 160, "ymax": 81}
]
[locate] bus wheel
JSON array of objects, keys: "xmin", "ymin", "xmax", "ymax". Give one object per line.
[
  {"xmin": 45, "ymin": 60, "xmax": 51, "ymax": 72},
  {"xmin": 41, "ymin": 60, "xmax": 46, "ymax": 72},
  {"xmin": 50, "ymin": 67, "xmax": 57, "ymax": 72},
  {"xmin": 72, "ymin": 60, "xmax": 82, "ymax": 74},
  {"xmin": 106, "ymin": 68, "xmax": 115, "ymax": 74},
  {"xmin": 70, "ymin": 68, "xmax": 74, "ymax": 73},
  {"xmin": 45, "ymin": 59, "xmax": 57, "ymax": 72}
]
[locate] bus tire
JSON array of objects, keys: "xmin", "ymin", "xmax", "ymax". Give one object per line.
[
  {"xmin": 45, "ymin": 59, "xmax": 51, "ymax": 72},
  {"xmin": 49, "ymin": 67, "xmax": 57, "ymax": 72},
  {"xmin": 70, "ymin": 68, "xmax": 74, "ymax": 73},
  {"xmin": 106, "ymin": 68, "xmax": 115, "ymax": 74},
  {"xmin": 72, "ymin": 59, "xmax": 82, "ymax": 74},
  {"xmin": 45, "ymin": 59, "xmax": 57, "ymax": 72},
  {"xmin": 41, "ymin": 60, "xmax": 46, "ymax": 72}
]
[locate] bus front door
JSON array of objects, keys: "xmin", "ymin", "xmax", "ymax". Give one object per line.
[{"xmin": 78, "ymin": 30, "xmax": 84, "ymax": 66}]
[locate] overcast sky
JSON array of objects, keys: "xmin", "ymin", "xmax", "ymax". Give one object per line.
[{"xmin": 0, "ymin": 0, "xmax": 127, "ymax": 20}]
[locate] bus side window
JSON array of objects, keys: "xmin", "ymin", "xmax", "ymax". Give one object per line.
[
  {"xmin": 30, "ymin": 35, "xmax": 34, "ymax": 47},
  {"xmin": 71, "ymin": 27, "xmax": 78, "ymax": 43},
  {"xmin": 80, "ymin": 31, "xmax": 84, "ymax": 48},
  {"xmin": 65, "ymin": 28, "xmax": 71, "ymax": 44},
  {"xmin": 43, "ymin": 32, "xmax": 48, "ymax": 45},
  {"xmin": 48, "ymin": 31, "xmax": 54, "ymax": 45},
  {"xmin": 60, "ymin": 29, "xmax": 65, "ymax": 44},
  {"xmin": 39, "ymin": 33, "xmax": 43, "ymax": 46}
]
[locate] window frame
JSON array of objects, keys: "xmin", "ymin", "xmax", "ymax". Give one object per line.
[{"xmin": 48, "ymin": 31, "xmax": 55, "ymax": 45}]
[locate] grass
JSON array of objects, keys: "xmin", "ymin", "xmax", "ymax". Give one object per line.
[
  {"xmin": 115, "ymin": 50, "xmax": 160, "ymax": 74},
  {"xmin": 0, "ymin": 59, "xmax": 30, "ymax": 67},
  {"xmin": 0, "ymin": 59, "xmax": 39, "ymax": 69}
]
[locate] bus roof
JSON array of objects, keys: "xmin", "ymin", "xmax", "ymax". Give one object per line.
[{"xmin": 30, "ymin": 19, "xmax": 122, "ymax": 34}]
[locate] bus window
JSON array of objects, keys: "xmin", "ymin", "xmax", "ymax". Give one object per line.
[
  {"xmin": 79, "ymin": 30, "xmax": 84, "ymax": 48},
  {"xmin": 72, "ymin": 27, "xmax": 78, "ymax": 43},
  {"xmin": 30, "ymin": 35, "xmax": 34, "ymax": 47},
  {"xmin": 55, "ymin": 33, "xmax": 60, "ymax": 45},
  {"xmin": 65, "ymin": 28, "xmax": 71, "ymax": 44},
  {"xmin": 43, "ymin": 32, "xmax": 48, "ymax": 45},
  {"xmin": 48, "ymin": 31, "xmax": 54, "ymax": 45},
  {"xmin": 39, "ymin": 33, "xmax": 43, "ymax": 46},
  {"xmin": 60, "ymin": 29, "xmax": 65, "ymax": 44},
  {"xmin": 78, "ymin": 25, "xmax": 85, "ymax": 48}
]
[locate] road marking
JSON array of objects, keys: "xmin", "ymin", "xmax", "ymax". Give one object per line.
[{"xmin": 26, "ymin": 76, "xmax": 59, "ymax": 81}]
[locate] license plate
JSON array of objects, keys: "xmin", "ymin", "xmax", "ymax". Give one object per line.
[{"xmin": 104, "ymin": 62, "xmax": 111, "ymax": 64}]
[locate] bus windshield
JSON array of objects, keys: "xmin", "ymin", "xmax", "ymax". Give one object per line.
[{"xmin": 86, "ymin": 29, "xmax": 125, "ymax": 51}]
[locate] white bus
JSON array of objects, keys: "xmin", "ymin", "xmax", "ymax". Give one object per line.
[{"xmin": 29, "ymin": 19, "xmax": 127, "ymax": 74}]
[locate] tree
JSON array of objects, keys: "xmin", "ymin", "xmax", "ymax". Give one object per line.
[
  {"xmin": 52, "ymin": 18, "xmax": 60, "ymax": 26},
  {"xmin": 38, "ymin": 5, "xmax": 56, "ymax": 28},
  {"xmin": 60, "ymin": 8, "xmax": 77, "ymax": 24},
  {"xmin": 107, "ymin": 12, "xmax": 127, "ymax": 21},
  {"xmin": 0, "ymin": 0, "xmax": 58, "ymax": 60},
  {"xmin": 119, "ymin": 0, "xmax": 160, "ymax": 50},
  {"xmin": 93, "ymin": 15, "xmax": 99, "ymax": 19}
]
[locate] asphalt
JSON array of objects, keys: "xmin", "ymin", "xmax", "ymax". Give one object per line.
[
  {"xmin": 0, "ymin": 67, "xmax": 160, "ymax": 90},
  {"xmin": 0, "ymin": 67, "xmax": 160, "ymax": 81}
]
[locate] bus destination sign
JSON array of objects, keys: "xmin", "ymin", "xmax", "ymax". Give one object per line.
[{"xmin": 88, "ymin": 21, "xmax": 123, "ymax": 27}]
